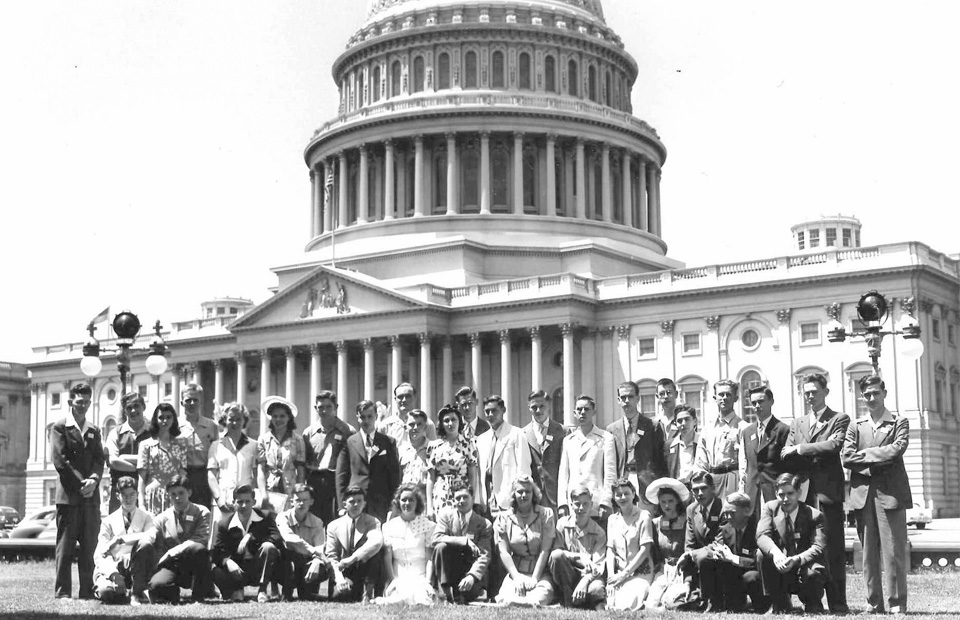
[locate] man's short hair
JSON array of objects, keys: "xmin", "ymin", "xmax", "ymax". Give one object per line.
[
  {"xmin": 575, "ymin": 394, "xmax": 596, "ymax": 409},
  {"xmin": 801, "ymin": 373, "xmax": 828, "ymax": 390},
  {"xmin": 233, "ymin": 484, "xmax": 256, "ymax": 499},
  {"xmin": 292, "ymin": 483, "xmax": 313, "ymax": 498},
  {"xmin": 165, "ymin": 474, "xmax": 191, "ymax": 492},
  {"xmin": 617, "ymin": 381, "xmax": 639, "ymax": 397},
  {"xmin": 569, "ymin": 485, "xmax": 593, "ymax": 501},
  {"xmin": 116, "ymin": 476, "xmax": 137, "ymax": 492},
  {"xmin": 483, "ymin": 395, "xmax": 505, "ymax": 409},
  {"xmin": 356, "ymin": 399, "xmax": 376, "ymax": 416},
  {"xmin": 691, "ymin": 470, "xmax": 714, "ymax": 487},
  {"xmin": 725, "ymin": 491, "xmax": 752, "ymax": 508},
  {"xmin": 527, "ymin": 389, "xmax": 549, "ymax": 401},
  {"xmin": 858, "ymin": 375, "xmax": 885, "ymax": 393},
  {"xmin": 69, "ymin": 383, "xmax": 93, "ymax": 399},
  {"xmin": 455, "ymin": 386, "xmax": 476, "ymax": 402},
  {"xmin": 120, "ymin": 392, "xmax": 145, "ymax": 408},
  {"xmin": 449, "ymin": 479, "xmax": 473, "ymax": 498},
  {"xmin": 182, "ymin": 382, "xmax": 204, "ymax": 395},
  {"xmin": 343, "ymin": 485, "xmax": 367, "ymax": 501},
  {"xmin": 393, "ymin": 382, "xmax": 417, "ymax": 397},
  {"xmin": 713, "ymin": 379, "xmax": 739, "ymax": 397},
  {"xmin": 408, "ymin": 409, "xmax": 429, "ymax": 423},
  {"xmin": 775, "ymin": 473, "xmax": 802, "ymax": 490},
  {"xmin": 748, "ymin": 386, "xmax": 774, "ymax": 400},
  {"xmin": 656, "ymin": 378, "xmax": 677, "ymax": 393},
  {"xmin": 674, "ymin": 404, "xmax": 697, "ymax": 426},
  {"xmin": 315, "ymin": 390, "xmax": 338, "ymax": 406}
]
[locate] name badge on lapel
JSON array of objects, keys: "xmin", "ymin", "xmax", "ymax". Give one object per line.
[
  {"xmin": 793, "ymin": 533, "xmax": 801, "ymax": 540},
  {"xmin": 370, "ymin": 446, "xmax": 380, "ymax": 457},
  {"xmin": 751, "ymin": 434, "xmax": 758, "ymax": 442},
  {"xmin": 709, "ymin": 516, "xmax": 719, "ymax": 522},
  {"xmin": 185, "ymin": 515, "xmax": 194, "ymax": 522},
  {"xmin": 334, "ymin": 434, "xmax": 343, "ymax": 441},
  {"xmin": 637, "ymin": 429, "xmax": 645, "ymax": 436},
  {"xmin": 545, "ymin": 435, "xmax": 554, "ymax": 442}
]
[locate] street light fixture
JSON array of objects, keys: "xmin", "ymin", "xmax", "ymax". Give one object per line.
[
  {"xmin": 80, "ymin": 310, "xmax": 169, "ymax": 396},
  {"xmin": 826, "ymin": 291, "xmax": 924, "ymax": 375}
]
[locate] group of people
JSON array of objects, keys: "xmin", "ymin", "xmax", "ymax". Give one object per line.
[{"xmin": 50, "ymin": 370, "xmax": 912, "ymax": 614}]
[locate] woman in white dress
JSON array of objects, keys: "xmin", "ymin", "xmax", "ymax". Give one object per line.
[
  {"xmin": 605, "ymin": 477, "xmax": 655, "ymax": 610},
  {"xmin": 377, "ymin": 483, "xmax": 437, "ymax": 605},
  {"xmin": 207, "ymin": 402, "xmax": 258, "ymax": 515}
]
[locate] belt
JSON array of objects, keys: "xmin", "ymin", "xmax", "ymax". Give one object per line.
[
  {"xmin": 186, "ymin": 465, "xmax": 207, "ymax": 471},
  {"xmin": 307, "ymin": 469, "xmax": 335, "ymax": 476},
  {"xmin": 709, "ymin": 464, "xmax": 736, "ymax": 475}
]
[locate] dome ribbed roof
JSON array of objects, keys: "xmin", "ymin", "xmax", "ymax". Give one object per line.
[{"xmin": 364, "ymin": 0, "xmax": 605, "ymax": 24}]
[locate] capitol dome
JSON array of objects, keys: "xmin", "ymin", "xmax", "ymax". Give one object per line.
[{"xmin": 364, "ymin": 0, "xmax": 606, "ymax": 25}]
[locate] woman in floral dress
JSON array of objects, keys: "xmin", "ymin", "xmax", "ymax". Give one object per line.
[
  {"xmin": 137, "ymin": 403, "xmax": 190, "ymax": 515},
  {"xmin": 257, "ymin": 396, "xmax": 306, "ymax": 513},
  {"xmin": 425, "ymin": 405, "xmax": 478, "ymax": 517}
]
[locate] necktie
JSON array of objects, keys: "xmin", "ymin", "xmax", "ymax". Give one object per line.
[
  {"xmin": 175, "ymin": 511, "xmax": 185, "ymax": 537},
  {"xmin": 123, "ymin": 511, "xmax": 132, "ymax": 532},
  {"xmin": 539, "ymin": 424, "xmax": 548, "ymax": 450},
  {"xmin": 486, "ymin": 434, "xmax": 498, "ymax": 502},
  {"xmin": 627, "ymin": 418, "xmax": 638, "ymax": 452},
  {"xmin": 758, "ymin": 421, "xmax": 765, "ymax": 436},
  {"xmin": 347, "ymin": 518, "xmax": 357, "ymax": 555},
  {"xmin": 366, "ymin": 434, "xmax": 374, "ymax": 447},
  {"xmin": 459, "ymin": 512, "xmax": 467, "ymax": 536},
  {"xmin": 785, "ymin": 515, "xmax": 797, "ymax": 555},
  {"xmin": 464, "ymin": 423, "xmax": 474, "ymax": 440}
]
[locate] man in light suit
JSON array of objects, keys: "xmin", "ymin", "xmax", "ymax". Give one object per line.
[
  {"xmin": 738, "ymin": 386, "xmax": 791, "ymax": 511},
  {"xmin": 50, "ymin": 382, "xmax": 105, "ymax": 600},
  {"xmin": 695, "ymin": 379, "xmax": 747, "ymax": 500},
  {"xmin": 605, "ymin": 381, "xmax": 666, "ymax": 512},
  {"xmin": 476, "ymin": 395, "xmax": 531, "ymax": 517},
  {"xmin": 147, "ymin": 475, "xmax": 213, "ymax": 603},
  {"xmin": 94, "ymin": 476, "xmax": 156, "ymax": 605},
  {"xmin": 781, "ymin": 372, "xmax": 850, "ymax": 613},
  {"xmin": 336, "ymin": 399, "xmax": 401, "ymax": 523},
  {"xmin": 325, "ymin": 485, "xmax": 384, "ymax": 602},
  {"xmin": 842, "ymin": 375, "xmax": 911, "ymax": 614},
  {"xmin": 756, "ymin": 473, "xmax": 828, "ymax": 613},
  {"xmin": 558, "ymin": 395, "xmax": 615, "ymax": 519},
  {"xmin": 524, "ymin": 390, "xmax": 566, "ymax": 510},
  {"xmin": 456, "ymin": 386, "xmax": 490, "ymax": 440},
  {"xmin": 431, "ymin": 481, "xmax": 493, "ymax": 604}
]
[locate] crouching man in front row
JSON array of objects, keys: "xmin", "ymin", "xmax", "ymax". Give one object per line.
[
  {"xmin": 277, "ymin": 484, "xmax": 329, "ymax": 600},
  {"xmin": 325, "ymin": 485, "xmax": 384, "ymax": 602},
  {"xmin": 431, "ymin": 481, "xmax": 491, "ymax": 604},
  {"xmin": 147, "ymin": 475, "xmax": 213, "ymax": 603},
  {"xmin": 549, "ymin": 485, "xmax": 607, "ymax": 609},
  {"xmin": 94, "ymin": 476, "xmax": 156, "ymax": 605}
]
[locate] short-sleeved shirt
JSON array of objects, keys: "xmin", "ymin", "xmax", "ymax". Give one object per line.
[
  {"xmin": 555, "ymin": 514, "xmax": 607, "ymax": 577},
  {"xmin": 106, "ymin": 421, "xmax": 151, "ymax": 470},
  {"xmin": 399, "ymin": 441, "xmax": 431, "ymax": 488},
  {"xmin": 495, "ymin": 506, "xmax": 557, "ymax": 574},
  {"xmin": 207, "ymin": 433, "xmax": 258, "ymax": 504},
  {"xmin": 302, "ymin": 419, "xmax": 355, "ymax": 472},
  {"xmin": 278, "ymin": 508, "xmax": 326, "ymax": 557},
  {"xmin": 179, "ymin": 415, "xmax": 219, "ymax": 468},
  {"xmin": 258, "ymin": 430, "xmax": 306, "ymax": 495},
  {"xmin": 607, "ymin": 509, "xmax": 655, "ymax": 575}
]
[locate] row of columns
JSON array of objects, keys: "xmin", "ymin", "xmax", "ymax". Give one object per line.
[{"xmin": 308, "ymin": 133, "xmax": 663, "ymax": 237}]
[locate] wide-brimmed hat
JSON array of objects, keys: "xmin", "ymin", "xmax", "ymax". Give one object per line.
[
  {"xmin": 261, "ymin": 395, "xmax": 298, "ymax": 419},
  {"xmin": 645, "ymin": 477, "xmax": 690, "ymax": 505}
]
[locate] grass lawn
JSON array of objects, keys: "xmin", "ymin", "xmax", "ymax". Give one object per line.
[{"xmin": 1, "ymin": 561, "xmax": 959, "ymax": 619}]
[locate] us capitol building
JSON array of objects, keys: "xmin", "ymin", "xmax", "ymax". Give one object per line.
[{"xmin": 21, "ymin": 0, "xmax": 960, "ymax": 518}]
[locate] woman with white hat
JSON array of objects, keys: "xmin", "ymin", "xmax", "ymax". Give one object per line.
[
  {"xmin": 644, "ymin": 477, "xmax": 692, "ymax": 610},
  {"xmin": 257, "ymin": 396, "xmax": 306, "ymax": 512}
]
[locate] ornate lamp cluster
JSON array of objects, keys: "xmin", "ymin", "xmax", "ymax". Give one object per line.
[
  {"xmin": 826, "ymin": 291, "xmax": 923, "ymax": 375},
  {"xmin": 80, "ymin": 311, "xmax": 169, "ymax": 396}
]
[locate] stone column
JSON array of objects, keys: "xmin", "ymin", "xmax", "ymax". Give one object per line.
[
  {"xmin": 384, "ymin": 140, "xmax": 395, "ymax": 220},
  {"xmin": 235, "ymin": 353, "xmax": 247, "ymax": 406},
  {"xmin": 575, "ymin": 139, "xmax": 586, "ymax": 219},
  {"xmin": 637, "ymin": 157, "xmax": 648, "ymax": 231},
  {"xmin": 363, "ymin": 338, "xmax": 375, "ymax": 401},
  {"xmin": 414, "ymin": 135, "xmax": 425, "ymax": 217},
  {"xmin": 499, "ymin": 330, "xmax": 512, "ymax": 414},
  {"xmin": 563, "ymin": 146, "xmax": 574, "ymax": 216},
  {"xmin": 600, "ymin": 143, "xmax": 611, "ymax": 222},
  {"xmin": 617, "ymin": 325, "xmax": 632, "ymax": 387},
  {"xmin": 309, "ymin": 169, "xmax": 318, "ymax": 238},
  {"xmin": 545, "ymin": 135, "xmax": 556, "ymax": 216},
  {"xmin": 621, "ymin": 151, "xmax": 633, "ymax": 228},
  {"xmin": 561, "ymin": 323, "xmax": 576, "ymax": 427},
  {"xmin": 358, "ymin": 144, "xmax": 369, "ymax": 224},
  {"xmin": 441, "ymin": 337, "xmax": 453, "ymax": 406},
  {"xmin": 309, "ymin": 344, "xmax": 321, "ymax": 424},
  {"xmin": 336, "ymin": 341, "xmax": 349, "ymax": 422},
  {"xmin": 480, "ymin": 132, "xmax": 491, "ymax": 214},
  {"xmin": 323, "ymin": 158, "xmax": 334, "ymax": 232},
  {"xmin": 389, "ymin": 336, "xmax": 402, "ymax": 396},
  {"xmin": 445, "ymin": 133, "xmax": 458, "ymax": 215},
  {"xmin": 338, "ymin": 151, "xmax": 348, "ymax": 228},
  {"xmin": 259, "ymin": 350, "xmax": 271, "ymax": 435},
  {"xmin": 512, "ymin": 132, "xmax": 524, "ymax": 215},
  {"xmin": 652, "ymin": 166, "xmax": 662, "ymax": 237},
  {"xmin": 171, "ymin": 364, "xmax": 181, "ymax": 407},
  {"xmin": 470, "ymin": 333, "xmax": 483, "ymax": 399},
  {"xmin": 190, "ymin": 363, "xmax": 202, "ymax": 387},
  {"xmin": 213, "ymin": 359, "xmax": 224, "ymax": 405},
  {"xmin": 419, "ymin": 333, "xmax": 433, "ymax": 416},
  {"xmin": 529, "ymin": 326, "xmax": 542, "ymax": 391},
  {"xmin": 316, "ymin": 163, "xmax": 325, "ymax": 235},
  {"xmin": 285, "ymin": 347, "xmax": 296, "ymax": 401}
]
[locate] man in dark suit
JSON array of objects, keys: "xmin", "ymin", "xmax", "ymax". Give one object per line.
[
  {"xmin": 781, "ymin": 372, "xmax": 850, "ymax": 613},
  {"xmin": 842, "ymin": 375, "xmax": 911, "ymax": 614},
  {"xmin": 456, "ymin": 386, "xmax": 490, "ymax": 440},
  {"xmin": 303, "ymin": 390, "xmax": 355, "ymax": 524},
  {"xmin": 336, "ymin": 399, "xmax": 400, "ymax": 523},
  {"xmin": 756, "ymin": 473, "xmax": 828, "ymax": 613},
  {"xmin": 708, "ymin": 492, "xmax": 766, "ymax": 612},
  {"xmin": 665, "ymin": 405, "xmax": 699, "ymax": 485},
  {"xmin": 210, "ymin": 484, "xmax": 283, "ymax": 603},
  {"xmin": 605, "ymin": 381, "xmax": 667, "ymax": 513},
  {"xmin": 147, "ymin": 475, "xmax": 213, "ymax": 603},
  {"xmin": 682, "ymin": 471, "xmax": 724, "ymax": 606},
  {"xmin": 325, "ymin": 485, "xmax": 384, "ymax": 602},
  {"xmin": 523, "ymin": 389, "xmax": 565, "ymax": 510},
  {"xmin": 739, "ymin": 386, "xmax": 791, "ymax": 512},
  {"xmin": 431, "ymin": 481, "xmax": 492, "ymax": 604},
  {"xmin": 50, "ymin": 382, "xmax": 105, "ymax": 599}
]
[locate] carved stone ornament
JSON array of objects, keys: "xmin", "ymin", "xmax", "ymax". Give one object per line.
[
  {"xmin": 660, "ymin": 320, "xmax": 675, "ymax": 334},
  {"xmin": 824, "ymin": 303, "xmax": 842, "ymax": 322},
  {"xmin": 776, "ymin": 309, "xmax": 792, "ymax": 325},
  {"xmin": 704, "ymin": 316, "xmax": 721, "ymax": 331},
  {"xmin": 617, "ymin": 325, "xmax": 631, "ymax": 340},
  {"xmin": 300, "ymin": 276, "xmax": 351, "ymax": 319},
  {"xmin": 920, "ymin": 298, "xmax": 935, "ymax": 314}
]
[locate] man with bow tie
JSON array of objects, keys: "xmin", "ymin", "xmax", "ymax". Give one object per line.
[
  {"xmin": 336, "ymin": 400, "xmax": 400, "ymax": 523},
  {"xmin": 94, "ymin": 476, "xmax": 156, "ymax": 605},
  {"xmin": 738, "ymin": 387, "xmax": 790, "ymax": 512},
  {"xmin": 523, "ymin": 390, "xmax": 566, "ymax": 510},
  {"xmin": 781, "ymin": 373, "xmax": 850, "ymax": 613},
  {"xmin": 303, "ymin": 390, "xmax": 355, "ymax": 525},
  {"xmin": 431, "ymin": 481, "xmax": 493, "ymax": 604},
  {"xmin": 50, "ymin": 382, "xmax": 105, "ymax": 600},
  {"xmin": 605, "ymin": 381, "xmax": 666, "ymax": 512}
]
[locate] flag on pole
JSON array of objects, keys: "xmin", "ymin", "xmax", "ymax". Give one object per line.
[{"xmin": 89, "ymin": 306, "xmax": 110, "ymax": 325}]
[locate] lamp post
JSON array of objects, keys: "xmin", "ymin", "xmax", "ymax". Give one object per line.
[
  {"xmin": 80, "ymin": 310, "xmax": 169, "ymax": 396},
  {"xmin": 826, "ymin": 291, "xmax": 924, "ymax": 375}
]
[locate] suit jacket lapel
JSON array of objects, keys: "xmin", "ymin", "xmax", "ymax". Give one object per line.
[
  {"xmin": 578, "ymin": 431, "xmax": 593, "ymax": 460},
  {"xmin": 493, "ymin": 427, "xmax": 508, "ymax": 463},
  {"xmin": 525, "ymin": 425, "xmax": 540, "ymax": 453},
  {"xmin": 351, "ymin": 434, "xmax": 369, "ymax": 463}
]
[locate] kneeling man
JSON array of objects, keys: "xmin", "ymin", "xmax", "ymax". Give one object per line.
[
  {"xmin": 549, "ymin": 485, "xmax": 606, "ymax": 609},
  {"xmin": 94, "ymin": 476, "xmax": 156, "ymax": 605},
  {"xmin": 431, "ymin": 481, "xmax": 492, "ymax": 604},
  {"xmin": 147, "ymin": 475, "xmax": 213, "ymax": 603},
  {"xmin": 325, "ymin": 485, "xmax": 384, "ymax": 602},
  {"xmin": 277, "ymin": 484, "xmax": 329, "ymax": 600},
  {"xmin": 211, "ymin": 484, "xmax": 282, "ymax": 603}
]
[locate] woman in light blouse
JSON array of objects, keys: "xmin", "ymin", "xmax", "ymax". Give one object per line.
[
  {"xmin": 257, "ymin": 396, "xmax": 306, "ymax": 512},
  {"xmin": 605, "ymin": 477, "xmax": 655, "ymax": 610},
  {"xmin": 494, "ymin": 475, "xmax": 557, "ymax": 606},
  {"xmin": 376, "ymin": 483, "xmax": 437, "ymax": 605},
  {"xmin": 207, "ymin": 402, "xmax": 258, "ymax": 514}
]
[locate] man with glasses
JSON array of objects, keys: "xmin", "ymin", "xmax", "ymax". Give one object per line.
[
  {"xmin": 302, "ymin": 391, "xmax": 355, "ymax": 524},
  {"xmin": 523, "ymin": 390, "xmax": 565, "ymax": 510},
  {"xmin": 178, "ymin": 383, "xmax": 219, "ymax": 508},
  {"xmin": 105, "ymin": 392, "xmax": 151, "ymax": 512},
  {"xmin": 377, "ymin": 382, "xmax": 436, "ymax": 450},
  {"xmin": 605, "ymin": 381, "xmax": 666, "ymax": 511},
  {"xmin": 654, "ymin": 378, "xmax": 679, "ymax": 426},
  {"xmin": 455, "ymin": 386, "xmax": 489, "ymax": 440}
]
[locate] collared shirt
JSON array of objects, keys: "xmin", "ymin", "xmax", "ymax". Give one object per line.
[
  {"xmin": 304, "ymin": 420, "xmax": 353, "ymax": 471},
  {"xmin": 106, "ymin": 421, "xmax": 151, "ymax": 464},
  {"xmin": 555, "ymin": 514, "xmax": 606, "ymax": 577},
  {"xmin": 278, "ymin": 508, "xmax": 325, "ymax": 556},
  {"xmin": 671, "ymin": 432, "xmax": 698, "ymax": 482},
  {"xmin": 463, "ymin": 417, "xmax": 479, "ymax": 439},
  {"xmin": 208, "ymin": 433, "xmax": 258, "ymax": 504},
  {"xmin": 378, "ymin": 412, "xmax": 436, "ymax": 450},
  {"xmin": 868, "ymin": 409, "xmax": 896, "ymax": 432},
  {"xmin": 399, "ymin": 440, "xmax": 430, "ymax": 487},
  {"xmin": 64, "ymin": 413, "xmax": 94, "ymax": 446},
  {"xmin": 229, "ymin": 508, "xmax": 263, "ymax": 535},
  {"xmin": 180, "ymin": 415, "xmax": 219, "ymax": 467}
]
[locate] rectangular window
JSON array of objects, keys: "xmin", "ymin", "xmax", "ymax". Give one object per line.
[
  {"xmin": 682, "ymin": 389, "xmax": 702, "ymax": 414},
  {"xmin": 855, "ymin": 230, "xmax": 861, "ymax": 246},
  {"xmin": 809, "ymin": 229, "xmax": 820, "ymax": 248},
  {"xmin": 8, "ymin": 395, "xmax": 17, "ymax": 407},
  {"xmin": 797, "ymin": 231, "xmax": 805, "ymax": 250},
  {"xmin": 637, "ymin": 337, "xmax": 656, "ymax": 359},
  {"xmin": 639, "ymin": 394, "xmax": 656, "ymax": 416},
  {"xmin": 826, "ymin": 228, "xmax": 837, "ymax": 247},
  {"xmin": 842, "ymin": 228, "xmax": 852, "ymax": 247},
  {"xmin": 799, "ymin": 322, "xmax": 821, "ymax": 345},
  {"xmin": 933, "ymin": 318, "xmax": 941, "ymax": 340},
  {"xmin": 936, "ymin": 377, "xmax": 944, "ymax": 412},
  {"xmin": 138, "ymin": 385, "xmax": 148, "ymax": 399},
  {"xmin": 0, "ymin": 405, "xmax": 4, "ymax": 419},
  {"xmin": 951, "ymin": 381, "xmax": 958, "ymax": 414},
  {"xmin": 165, "ymin": 382, "xmax": 173, "ymax": 397},
  {"xmin": 681, "ymin": 332, "xmax": 701, "ymax": 355},
  {"xmin": 51, "ymin": 392, "xmax": 61, "ymax": 408}
]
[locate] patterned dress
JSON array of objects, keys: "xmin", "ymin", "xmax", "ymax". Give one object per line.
[
  {"xmin": 258, "ymin": 429, "xmax": 306, "ymax": 511},
  {"xmin": 426, "ymin": 437, "xmax": 478, "ymax": 510},
  {"xmin": 137, "ymin": 436, "xmax": 188, "ymax": 515}
]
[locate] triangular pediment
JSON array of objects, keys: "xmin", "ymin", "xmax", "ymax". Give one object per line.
[{"xmin": 230, "ymin": 266, "xmax": 426, "ymax": 330}]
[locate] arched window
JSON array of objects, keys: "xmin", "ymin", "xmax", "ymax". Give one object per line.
[
  {"xmin": 845, "ymin": 363, "xmax": 873, "ymax": 418},
  {"xmin": 544, "ymin": 55, "xmax": 556, "ymax": 93},
  {"xmin": 464, "ymin": 51, "xmax": 478, "ymax": 89},
  {"xmin": 491, "ymin": 51, "xmax": 505, "ymax": 88},
  {"xmin": 372, "ymin": 65, "xmax": 381, "ymax": 103},
  {"xmin": 461, "ymin": 142, "xmax": 479, "ymax": 212},
  {"xmin": 412, "ymin": 56, "xmax": 425, "ymax": 93},
  {"xmin": 588, "ymin": 65, "xmax": 597, "ymax": 102},
  {"xmin": 604, "ymin": 71, "xmax": 612, "ymax": 106},
  {"xmin": 739, "ymin": 370, "xmax": 764, "ymax": 422},
  {"xmin": 568, "ymin": 59, "xmax": 578, "ymax": 97},
  {"xmin": 518, "ymin": 52, "xmax": 531, "ymax": 90},
  {"xmin": 102, "ymin": 416, "xmax": 117, "ymax": 441},
  {"xmin": 677, "ymin": 376, "xmax": 707, "ymax": 417},
  {"xmin": 637, "ymin": 379, "xmax": 657, "ymax": 416},
  {"xmin": 437, "ymin": 53, "xmax": 451, "ymax": 90},
  {"xmin": 390, "ymin": 60, "xmax": 402, "ymax": 97}
]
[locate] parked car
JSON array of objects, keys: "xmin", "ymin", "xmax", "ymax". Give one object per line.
[
  {"xmin": 0, "ymin": 506, "xmax": 20, "ymax": 529},
  {"xmin": 7, "ymin": 506, "xmax": 57, "ymax": 539},
  {"xmin": 906, "ymin": 502, "xmax": 933, "ymax": 529}
]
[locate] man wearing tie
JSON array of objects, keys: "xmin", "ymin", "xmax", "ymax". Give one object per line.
[
  {"xmin": 738, "ymin": 387, "xmax": 790, "ymax": 511},
  {"xmin": 681, "ymin": 472, "xmax": 725, "ymax": 609},
  {"xmin": 456, "ymin": 386, "xmax": 490, "ymax": 440},
  {"xmin": 302, "ymin": 390, "xmax": 355, "ymax": 524},
  {"xmin": 147, "ymin": 475, "xmax": 213, "ymax": 603},
  {"xmin": 94, "ymin": 476, "xmax": 156, "ymax": 605},
  {"xmin": 706, "ymin": 492, "xmax": 766, "ymax": 612},
  {"xmin": 523, "ymin": 390, "xmax": 566, "ymax": 510},
  {"xmin": 325, "ymin": 485, "xmax": 384, "ymax": 602},
  {"xmin": 336, "ymin": 400, "xmax": 401, "ymax": 523},
  {"xmin": 431, "ymin": 481, "xmax": 493, "ymax": 604},
  {"xmin": 605, "ymin": 381, "xmax": 666, "ymax": 512},
  {"xmin": 476, "ymin": 395, "xmax": 532, "ymax": 517},
  {"xmin": 558, "ymin": 395, "xmax": 615, "ymax": 519},
  {"xmin": 695, "ymin": 380, "xmax": 747, "ymax": 500},
  {"xmin": 781, "ymin": 373, "xmax": 850, "ymax": 613}
]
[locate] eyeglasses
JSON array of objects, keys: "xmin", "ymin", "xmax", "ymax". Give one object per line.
[
  {"xmin": 183, "ymin": 398, "xmax": 199, "ymax": 404},
  {"xmin": 529, "ymin": 405, "xmax": 545, "ymax": 412}
]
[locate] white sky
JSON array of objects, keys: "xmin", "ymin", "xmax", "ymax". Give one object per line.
[{"xmin": 2, "ymin": 1, "xmax": 959, "ymax": 362}]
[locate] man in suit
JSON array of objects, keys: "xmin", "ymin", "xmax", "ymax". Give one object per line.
[
  {"xmin": 303, "ymin": 390, "xmax": 355, "ymax": 524},
  {"xmin": 325, "ymin": 485, "xmax": 384, "ymax": 602},
  {"xmin": 50, "ymin": 382, "xmax": 105, "ymax": 599},
  {"xmin": 781, "ymin": 372, "xmax": 850, "ymax": 613},
  {"xmin": 277, "ymin": 483, "xmax": 329, "ymax": 600},
  {"xmin": 94, "ymin": 476, "xmax": 156, "ymax": 605},
  {"xmin": 705, "ymin": 492, "xmax": 766, "ymax": 612},
  {"xmin": 549, "ymin": 485, "xmax": 607, "ymax": 609},
  {"xmin": 739, "ymin": 386, "xmax": 791, "ymax": 511},
  {"xmin": 524, "ymin": 389, "xmax": 565, "ymax": 510},
  {"xmin": 431, "ymin": 481, "xmax": 493, "ymax": 604},
  {"xmin": 559, "ymin": 395, "xmax": 615, "ymax": 519},
  {"xmin": 336, "ymin": 399, "xmax": 401, "ymax": 523},
  {"xmin": 605, "ymin": 381, "xmax": 666, "ymax": 512},
  {"xmin": 696, "ymin": 379, "xmax": 748, "ymax": 500},
  {"xmin": 756, "ymin": 473, "xmax": 828, "ymax": 613},
  {"xmin": 456, "ymin": 386, "xmax": 490, "ymax": 440},
  {"xmin": 210, "ymin": 484, "xmax": 283, "ymax": 603},
  {"xmin": 842, "ymin": 375, "xmax": 911, "ymax": 614},
  {"xmin": 476, "ymin": 395, "xmax": 531, "ymax": 516},
  {"xmin": 104, "ymin": 392, "xmax": 151, "ymax": 513},
  {"xmin": 147, "ymin": 475, "xmax": 213, "ymax": 603},
  {"xmin": 377, "ymin": 382, "xmax": 436, "ymax": 449},
  {"xmin": 681, "ymin": 471, "xmax": 725, "ymax": 609},
  {"xmin": 665, "ymin": 405, "xmax": 699, "ymax": 485}
]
